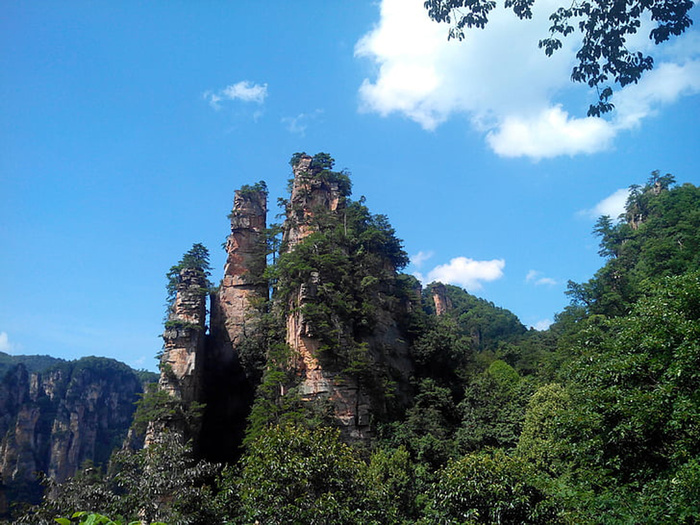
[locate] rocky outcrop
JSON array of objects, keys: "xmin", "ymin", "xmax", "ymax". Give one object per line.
[
  {"xmin": 284, "ymin": 276, "xmax": 375, "ymax": 439},
  {"xmin": 159, "ymin": 268, "xmax": 208, "ymax": 403},
  {"xmin": 283, "ymin": 154, "xmax": 344, "ymax": 249},
  {"xmin": 211, "ymin": 187, "xmax": 267, "ymax": 360},
  {"xmin": 431, "ymin": 282, "xmax": 453, "ymax": 316},
  {"xmin": 200, "ymin": 187, "xmax": 268, "ymax": 462},
  {"xmin": 151, "ymin": 155, "xmax": 412, "ymax": 448},
  {"xmin": 0, "ymin": 358, "xmax": 142, "ymax": 508},
  {"xmin": 280, "ymin": 156, "xmax": 412, "ymax": 441}
]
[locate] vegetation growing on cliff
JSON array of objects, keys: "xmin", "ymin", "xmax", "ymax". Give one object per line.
[
  {"xmin": 11, "ymin": 169, "xmax": 700, "ymax": 524},
  {"xmin": 165, "ymin": 243, "xmax": 212, "ymax": 307}
]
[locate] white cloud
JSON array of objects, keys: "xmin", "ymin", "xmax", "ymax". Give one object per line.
[
  {"xmin": 526, "ymin": 270, "xmax": 557, "ymax": 286},
  {"xmin": 420, "ymin": 256, "xmax": 505, "ymax": 291},
  {"xmin": 486, "ymin": 106, "xmax": 617, "ymax": 159},
  {"xmin": 0, "ymin": 332, "xmax": 17, "ymax": 353},
  {"xmin": 612, "ymin": 61, "xmax": 700, "ymax": 129},
  {"xmin": 356, "ymin": 0, "xmax": 700, "ymax": 159},
  {"xmin": 410, "ymin": 250, "xmax": 434, "ymax": 268},
  {"xmin": 281, "ymin": 109, "xmax": 323, "ymax": 136},
  {"xmin": 204, "ymin": 81, "xmax": 268, "ymax": 109},
  {"xmin": 532, "ymin": 319, "xmax": 553, "ymax": 331},
  {"xmin": 580, "ymin": 188, "xmax": 630, "ymax": 220}
]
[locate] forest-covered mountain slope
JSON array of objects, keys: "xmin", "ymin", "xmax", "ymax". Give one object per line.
[
  {"xmin": 0, "ymin": 352, "xmax": 64, "ymax": 378},
  {"xmin": 12, "ymin": 162, "xmax": 700, "ymax": 525}
]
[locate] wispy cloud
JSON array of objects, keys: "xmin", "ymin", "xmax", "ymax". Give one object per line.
[
  {"xmin": 204, "ymin": 81, "xmax": 268, "ymax": 110},
  {"xmin": 579, "ymin": 188, "xmax": 630, "ymax": 220},
  {"xmin": 410, "ymin": 250, "xmax": 434, "ymax": 268},
  {"xmin": 415, "ymin": 256, "xmax": 505, "ymax": 291},
  {"xmin": 526, "ymin": 270, "xmax": 557, "ymax": 286},
  {"xmin": 281, "ymin": 109, "xmax": 324, "ymax": 136},
  {"xmin": 355, "ymin": 0, "xmax": 700, "ymax": 159},
  {"xmin": 0, "ymin": 332, "xmax": 18, "ymax": 354}
]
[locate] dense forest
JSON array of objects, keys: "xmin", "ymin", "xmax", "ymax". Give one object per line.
[{"xmin": 7, "ymin": 161, "xmax": 700, "ymax": 524}]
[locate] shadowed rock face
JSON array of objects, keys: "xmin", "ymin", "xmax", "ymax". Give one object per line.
[
  {"xmin": 200, "ymin": 188, "xmax": 268, "ymax": 463},
  {"xmin": 0, "ymin": 359, "xmax": 142, "ymax": 506}
]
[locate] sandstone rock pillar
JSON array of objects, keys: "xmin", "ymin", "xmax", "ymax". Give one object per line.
[
  {"xmin": 280, "ymin": 157, "xmax": 374, "ymax": 440},
  {"xmin": 201, "ymin": 186, "xmax": 267, "ymax": 462},
  {"xmin": 282, "ymin": 154, "xmax": 343, "ymax": 249},
  {"xmin": 432, "ymin": 282, "xmax": 453, "ymax": 316},
  {"xmin": 159, "ymin": 268, "xmax": 208, "ymax": 402},
  {"xmin": 212, "ymin": 188, "xmax": 268, "ymax": 351}
]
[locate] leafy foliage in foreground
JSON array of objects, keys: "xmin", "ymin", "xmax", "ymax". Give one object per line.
[
  {"xmin": 17, "ymin": 433, "xmax": 221, "ymax": 525},
  {"xmin": 421, "ymin": 450, "xmax": 562, "ymax": 524},
  {"xmin": 224, "ymin": 424, "xmax": 393, "ymax": 524},
  {"xmin": 55, "ymin": 511, "xmax": 166, "ymax": 525}
]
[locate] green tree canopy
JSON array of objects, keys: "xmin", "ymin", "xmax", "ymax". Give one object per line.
[
  {"xmin": 424, "ymin": 0, "xmax": 694, "ymax": 115},
  {"xmin": 165, "ymin": 243, "xmax": 212, "ymax": 305},
  {"xmin": 565, "ymin": 176, "xmax": 700, "ymax": 318},
  {"xmin": 230, "ymin": 424, "xmax": 391, "ymax": 524},
  {"xmin": 420, "ymin": 449, "xmax": 562, "ymax": 524}
]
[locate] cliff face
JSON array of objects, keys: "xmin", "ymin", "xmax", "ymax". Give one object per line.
[
  {"xmin": 283, "ymin": 155, "xmax": 343, "ymax": 249},
  {"xmin": 159, "ymin": 268, "xmax": 208, "ymax": 403},
  {"xmin": 0, "ymin": 359, "xmax": 142, "ymax": 506},
  {"xmin": 201, "ymin": 188, "xmax": 268, "ymax": 462},
  {"xmin": 211, "ymin": 188, "xmax": 267, "ymax": 361},
  {"xmin": 154, "ymin": 155, "xmax": 413, "ymax": 448},
  {"xmin": 280, "ymin": 156, "xmax": 413, "ymax": 440},
  {"xmin": 431, "ymin": 282, "xmax": 453, "ymax": 316}
]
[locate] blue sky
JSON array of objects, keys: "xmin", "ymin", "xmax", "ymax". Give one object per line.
[{"xmin": 2, "ymin": 1, "xmax": 699, "ymax": 371}]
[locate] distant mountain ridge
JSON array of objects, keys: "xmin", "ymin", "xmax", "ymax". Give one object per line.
[
  {"xmin": 0, "ymin": 352, "xmax": 64, "ymax": 377},
  {"xmin": 0, "ymin": 355, "xmax": 155, "ymax": 515}
]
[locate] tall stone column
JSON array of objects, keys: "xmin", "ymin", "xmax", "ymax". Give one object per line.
[
  {"xmin": 159, "ymin": 267, "xmax": 208, "ymax": 402},
  {"xmin": 282, "ymin": 154, "xmax": 343, "ymax": 250},
  {"xmin": 201, "ymin": 187, "xmax": 267, "ymax": 462},
  {"xmin": 280, "ymin": 158, "xmax": 375, "ymax": 440},
  {"xmin": 212, "ymin": 188, "xmax": 268, "ymax": 351}
]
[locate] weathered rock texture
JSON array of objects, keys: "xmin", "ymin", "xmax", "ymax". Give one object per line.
[
  {"xmin": 431, "ymin": 282, "xmax": 453, "ymax": 316},
  {"xmin": 284, "ymin": 275, "xmax": 375, "ymax": 438},
  {"xmin": 0, "ymin": 359, "xmax": 142, "ymax": 509},
  {"xmin": 281, "ymin": 158, "xmax": 412, "ymax": 441},
  {"xmin": 159, "ymin": 268, "xmax": 208, "ymax": 403},
  {"xmin": 283, "ymin": 154, "xmax": 343, "ymax": 249},
  {"xmin": 146, "ymin": 267, "xmax": 210, "ymax": 448},
  {"xmin": 154, "ymin": 158, "xmax": 412, "ymax": 448},
  {"xmin": 211, "ymin": 188, "xmax": 267, "ymax": 357},
  {"xmin": 201, "ymin": 188, "xmax": 268, "ymax": 462}
]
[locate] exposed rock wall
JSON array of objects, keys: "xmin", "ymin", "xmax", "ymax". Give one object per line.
[
  {"xmin": 147, "ymin": 267, "xmax": 210, "ymax": 448},
  {"xmin": 0, "ymin": 359, "xmax": 142, "ymax": 506},
  {"xmin": 211, "ymin": 188, "xmax": 267, "ymax": 356},
  {"xmin": 201, "ymin": 188, "xmax": 267, "ymax": 462},
  {"xmin": 285, "ymin": 277, "xmax": 375, "ymax": 440},
  {"xmin": 432, "ymin": 282, "xmax": 453, "ymax": 316},
  {"xmin": 159, "ymin": 268, "xmax": 208, "ymax": 403},
  {"xmin": 281, "ymin": 158, "xmax": 412, "ymax": 441},
  {"xmin": 283, "ymin": 154, "xmax": 343, "ymax": 249}
]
